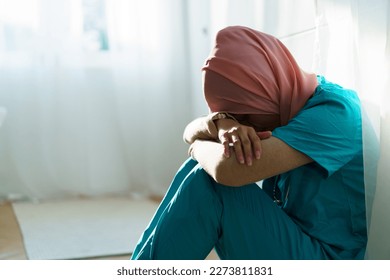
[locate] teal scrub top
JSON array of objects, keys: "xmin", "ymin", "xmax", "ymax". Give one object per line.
[{"xmin": 264, "ymin": 76, "xmax": 367, "ymax": 259}]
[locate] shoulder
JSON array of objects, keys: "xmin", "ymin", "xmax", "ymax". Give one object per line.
[
  {"xmin": 282, "ymin": 76, "xmax": 361, "ymax": 135},
  {"xmin": 272, "ymin": 77, "xmax": 363, "ymax": 176},
  {"xmin": 304, "ymin": 76, "xmax": 361, "ymax": 117}
]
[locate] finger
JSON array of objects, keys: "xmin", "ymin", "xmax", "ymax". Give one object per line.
[
  {"xmin": 257, "ymin": 131, "xmax": 272, "ymax": 139},
  {"xmin": 231, "ymin": 134, "xmax": 245, "ymax": 164},
  {"xmin": 220, "ymin": 132, "xmax": 231, "ymax": 158},
  {"xmin": 236, "ymin": 133, "xmax": 254, "ymax": 166},
  {"xmin": 248, "ymin": 130, "xmax": 262, "ymax": 159}
]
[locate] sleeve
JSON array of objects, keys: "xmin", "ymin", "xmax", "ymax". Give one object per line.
[{"xmin": 272, "ymin": 91, "xmax": 362, "ymax": 177}]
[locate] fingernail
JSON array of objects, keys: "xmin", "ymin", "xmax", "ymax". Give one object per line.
[{"xmin": 255, "ymin": 151, "xmax": 261, "ymax": 159}]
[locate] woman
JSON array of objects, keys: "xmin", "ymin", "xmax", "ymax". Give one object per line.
[{"xmin": 131, "ymin": 26, "xmax": 366, "ymax": 260}]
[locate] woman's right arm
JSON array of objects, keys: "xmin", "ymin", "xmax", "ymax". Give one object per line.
[{"xmin": 183, "ymin": 115, "xmax": 218, "ymax": 144}]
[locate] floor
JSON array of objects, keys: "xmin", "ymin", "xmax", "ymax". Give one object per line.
[
  {"xmin": 0, "ymin": 201, "xmax": 27, "ymax": 260},
  {"xmin": 0, "ymin": 201, "xmax": 218, "ymax": 260}
]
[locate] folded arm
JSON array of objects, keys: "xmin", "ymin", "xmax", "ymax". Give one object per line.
[
  {"xmin": 184, "ymin": 114, "xmax": 313, "ymax": 186},
  {"xmin": 189, "ymin": 137, "xmax": 313, "ymax": 186}
]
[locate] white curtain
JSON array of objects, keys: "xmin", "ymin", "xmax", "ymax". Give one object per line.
[
  {"xmin": 0, "ymin": 0, "xmax": 192, "ymax": 200},
  {"xmin": 1, "ymin": 0, "xmax": 389, "ymax": 258},
  {"xmin": 313, "ymin": 0, "xmax": 389, "ymax": 259}
]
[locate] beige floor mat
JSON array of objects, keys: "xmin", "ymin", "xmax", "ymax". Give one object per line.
[{"xmin": 11, "ymin": 197, "xmax": 158, "ymax": 260}]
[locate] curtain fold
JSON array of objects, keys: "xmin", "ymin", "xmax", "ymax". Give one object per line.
[
  {"xmin": 316, "ymin": 0, "xmax": 390, "ymax": 260},
  {"xmin": 364, "ymin": 0, "xmax": 390, "ymax": 260},
  {"xmin": 0, "ymin": 0, "xmax": 192, "ymax": 200}
]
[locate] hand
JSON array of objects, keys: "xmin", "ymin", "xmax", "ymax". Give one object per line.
[{"xmin": 216, "ymin": 119, "xmax": 272, "ymax": 166}]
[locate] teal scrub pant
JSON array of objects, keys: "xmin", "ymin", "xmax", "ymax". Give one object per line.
[{"xmin": 131, "ymin": 158, "xmax": 328, "ymax": 260}]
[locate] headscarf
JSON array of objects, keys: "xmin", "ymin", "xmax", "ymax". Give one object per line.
[{"xmin": 202, "ymin": 26, "xmax": 318, "ymax": 128}]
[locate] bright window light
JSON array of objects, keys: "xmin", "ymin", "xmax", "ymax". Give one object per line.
[{"xmin": 0, "ymin": 0, "xmax": 39, "ymax": 28}]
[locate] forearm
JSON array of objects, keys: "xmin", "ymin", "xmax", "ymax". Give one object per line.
[
  {"xmin": 190, "ymin": 137, "xmax": 313, "ymax": 187},
  {"xmin": 183, "ymin": 116, "xmax": 218, "ymax": 144},
  {"xmin": 189, "ymin": 140, "xmax": 259, "ymax": 187}
]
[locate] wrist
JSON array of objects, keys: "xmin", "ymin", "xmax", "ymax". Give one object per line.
[
  {"xmin": 208, "ymin": 112, "xmax": 237, "ymax": 134},
  {"xmin": 214, "ymin": 118, "xmax": 238, "ymax": 129},
  {"xmin": 209, "ymin": 112, "xmax": 237, "ymax": 123}
]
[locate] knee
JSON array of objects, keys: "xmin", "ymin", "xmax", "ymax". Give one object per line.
[{"xmin": 177, "ymin": 164, "xmax": 221, "ymax": 207}]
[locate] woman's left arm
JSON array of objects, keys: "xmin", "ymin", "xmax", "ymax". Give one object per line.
[{"xmin": 190, "ymin": 136, "xmax": 313, "ymax": 186}]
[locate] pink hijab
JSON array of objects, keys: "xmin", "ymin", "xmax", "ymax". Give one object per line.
[{"xmin": 202, "ymin": 26, "xmax": 318, "ymax": 128}]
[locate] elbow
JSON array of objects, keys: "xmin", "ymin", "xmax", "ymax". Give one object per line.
[{"xmin": 183, "ymin": 132, "xmax": 193, "ymax": 145}]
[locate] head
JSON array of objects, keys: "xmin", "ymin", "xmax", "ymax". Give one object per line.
[{"xmin": 202, "ymin": 26, "xmax": 318, "ymax": 130}]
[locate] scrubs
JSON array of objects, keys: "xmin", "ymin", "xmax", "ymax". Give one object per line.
[{"xmin": 131, "ymin": 76, "xmax": 366, "ymax": 260}]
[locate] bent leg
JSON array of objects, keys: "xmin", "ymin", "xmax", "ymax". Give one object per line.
[
  {"xmin": 132, "ymin": 159, "xmax": 328, "ymax": 260},
  {"xmin": 132, "ymin": 158, "xmax": 198, "ymax": 258},
  {"xmin": 213, "ymin": 183, "xmax": 328, "ymax": 259},
  {"xmin": 131, "ymin": 159, "xmax": 222, "ymax": 259}
]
